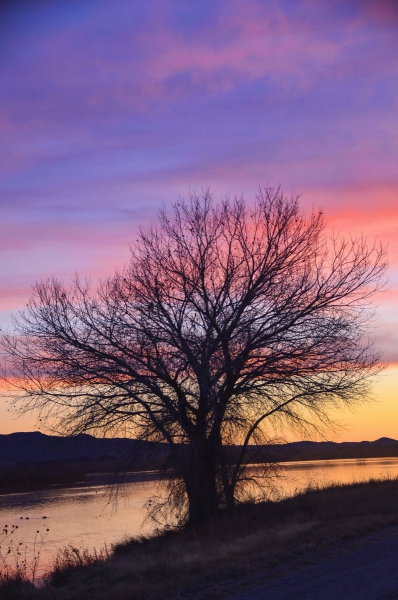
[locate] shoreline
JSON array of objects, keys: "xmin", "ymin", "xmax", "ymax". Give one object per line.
[
  {"xmin": 2, "ymin": 431, "xmax": 398, "ymax": 495},
  {"xmin": 2, "ymin": 453, "xmax": 398, "ymax": 496}
]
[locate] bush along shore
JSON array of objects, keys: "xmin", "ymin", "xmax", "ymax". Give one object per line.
[{"xmin": 4, "ymin": 477, "xmax": 398, "ymax": 599}]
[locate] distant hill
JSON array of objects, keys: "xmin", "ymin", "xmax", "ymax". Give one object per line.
[
  {"xmin": 247, "ymin": 437, "xmax": 398, "ymax": 463},
  {"xmin": 0, "ymin": 431, "xmax": 165, "ymax": 467},
  {"xmin": 2, "ymin": 432, "xmax": 398, "ymax": 468},
  {"xmin": 0, "ymin": 432, "xmax": 168, "ymax": 491},
  {"xmin": 1, "ymin": 432, "xmax": 398, "ymax": 491}
]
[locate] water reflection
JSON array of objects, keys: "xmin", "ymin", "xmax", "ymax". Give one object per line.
[
  {"xmin": 0, "ymin": 481, "xmax": 157, "ymax": 577},
  {"xmin": 280, "ymin": 457, "xmax": 398, "ymax": 491},
  {"xmin": 1, "ymin": 457, "xmax": 398, "ymax": 575}
]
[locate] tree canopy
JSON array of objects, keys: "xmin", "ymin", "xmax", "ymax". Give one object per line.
[{"xmin": 2, "ymin": 188, "xmax": 387, "ymax": 523}]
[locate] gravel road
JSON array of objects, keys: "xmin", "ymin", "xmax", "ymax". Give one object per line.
[{"xmin": 228, "ymin": 526, "xmax": 398, "ymax": 600}]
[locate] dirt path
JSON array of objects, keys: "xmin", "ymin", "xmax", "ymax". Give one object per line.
[
  {"xmin": 227, "ymin": 525, "xmax": 398, "ymax": 600},
  {"xmin": 173, "ymin": 525, "xmax": 398, "ymax": 600}
]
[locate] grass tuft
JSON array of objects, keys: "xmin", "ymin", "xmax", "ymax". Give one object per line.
[
  {"xmin": 0, "ymin": 572, "xmax": 38, "ymax": 599},
  {"xmin": 49, "ymin": 545, "xmax": 110, "ymax": 587}
]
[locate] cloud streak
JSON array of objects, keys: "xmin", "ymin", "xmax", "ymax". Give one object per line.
[{"xmin": 0, "ymin": 0, "xmax": 397, "ymax": 383}]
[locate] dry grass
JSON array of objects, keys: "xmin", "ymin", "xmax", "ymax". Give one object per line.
[
  {"xmin": 0, "ymin": 523, "xmax": 45, "ymax": 599},
  {"xmin": 6, "ymin": 477, "xmax": 398, "ymax": 599},
  {"xmin": 0, "ymin": 572, "xmax": 38, "ymax": 600}
]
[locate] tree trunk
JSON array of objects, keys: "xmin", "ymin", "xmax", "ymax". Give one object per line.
[
  {"xmin": 224, "ymin": 483, "xmax": 235, "ymax": 514},
  {"xmin": 215, "ymin": 429, "xmax": 235, "ymax": 514},
  {"xmin": 182, "ymin": 443, "xmax": 219, "ymax": 525}
]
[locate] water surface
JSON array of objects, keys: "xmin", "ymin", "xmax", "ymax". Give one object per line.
[{"xmin": 1, "ymin": 456, "xmax": 398, "ymax": 576}]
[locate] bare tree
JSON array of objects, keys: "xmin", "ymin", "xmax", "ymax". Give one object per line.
[{"xmin": 1, "ymin": 188, "xmax": 386, "ymax": 524}]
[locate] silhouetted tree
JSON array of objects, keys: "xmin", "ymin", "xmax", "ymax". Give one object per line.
[{"xmin": 2, "ymin": 188, "xmax": 386, "ymax": 524}]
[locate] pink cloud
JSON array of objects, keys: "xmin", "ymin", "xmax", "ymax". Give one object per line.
[{"xmin": 2, "ymin": 0, "xmax": 396, "ymax": 133}]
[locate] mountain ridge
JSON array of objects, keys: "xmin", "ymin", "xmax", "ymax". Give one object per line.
[{"xmin": 2, "ymin": 431, "xmax": 398, "ymax": 465}]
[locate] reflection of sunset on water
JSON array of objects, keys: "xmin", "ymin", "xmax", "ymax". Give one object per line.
[{"xmin": 2, "ymin": 457, "xmax": 398, "ymax": 574}]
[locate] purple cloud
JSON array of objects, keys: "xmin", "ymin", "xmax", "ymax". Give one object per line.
[{"xmin": 0, "ymin": 0, "xmax": 397, "ymax": 423}]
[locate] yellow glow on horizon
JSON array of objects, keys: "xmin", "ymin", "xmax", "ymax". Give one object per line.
[
  {"xmin": 330, "ymin": 366, "xmax": 398, "ymax": 442},
  {"xmin": 1, "ymin": 368, "xmax": 398, "ymax": 441},
  {"xmin": 0, "ymin": 398, "xmax": 39, "ymax": 435}
]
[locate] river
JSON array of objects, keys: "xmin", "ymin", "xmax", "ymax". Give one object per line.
[{"xmin": 1, "ymin": 456, "xmax": 398, "ymax": 577}]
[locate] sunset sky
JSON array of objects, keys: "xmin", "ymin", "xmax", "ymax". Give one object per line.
[{"xmin": 0, "ymin": 0, "xmax": 398, "ymax": 440}]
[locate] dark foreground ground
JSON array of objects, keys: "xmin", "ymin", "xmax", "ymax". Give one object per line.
[
  {"xmin": 243, "ymin": 525, "xmax": 398, "ymax": 600},
  {"xmin": 4, "ymin": 478, "xmax": 398, "ymax": 599},
  {"xmin": 196, "ymin": 525, "xmax": 398, "ymax": 600}
]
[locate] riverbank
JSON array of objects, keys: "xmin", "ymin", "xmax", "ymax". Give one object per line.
[{"xmin": 4, "ymin": 477, "xmax": 398, "ymax": 599}]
